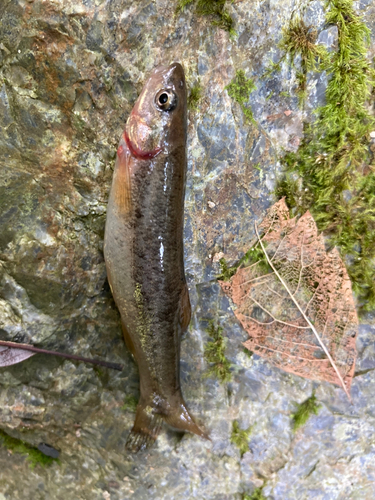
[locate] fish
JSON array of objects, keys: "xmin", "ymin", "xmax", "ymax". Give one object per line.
[{"xmin": 104, "ymin": 62, "xmax": 208, "ymax": 451}]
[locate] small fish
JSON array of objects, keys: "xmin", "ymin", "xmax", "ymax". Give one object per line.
[{"xmin": 104, "ymin": 63, "xmax": 208, "ymax": 451}]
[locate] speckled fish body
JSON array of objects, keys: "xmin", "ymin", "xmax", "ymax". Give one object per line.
[{"xmin": 104, "ymin": 63, "xmax": 206, "ymax": 451}]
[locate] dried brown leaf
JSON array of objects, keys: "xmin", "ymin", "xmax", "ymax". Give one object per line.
[
  {"xmin": 0, "ymin": 346, "xmax": 35, "ymax": 367},
  {"xmin": 219, "ymin": 198, "xmax": 358, "ymax": 395}
]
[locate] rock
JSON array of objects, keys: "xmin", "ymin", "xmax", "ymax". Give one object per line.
[{"xmin": 0, "ymin": 0, "xmax": 374, "ymax": 499}]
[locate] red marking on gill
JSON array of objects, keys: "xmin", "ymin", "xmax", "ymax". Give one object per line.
[
  {"xmin": 117, "ymin": 145, "xmax": 124, "ymax": 157},
  {"xmin": 123, "ymin": 130, "xmax": 162, "ymax": 160}
]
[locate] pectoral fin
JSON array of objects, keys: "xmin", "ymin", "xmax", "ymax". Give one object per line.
[
  {"xmin": 179, "ymin": 283, "xmax": 191, "ymax": 332},
  {"xmin": 114, "ymin": 138, "xmax": 132, "ymax": 214},
  {"xmin": 121, "ymin": 321, "xmax": 136, "ymax": 360}
]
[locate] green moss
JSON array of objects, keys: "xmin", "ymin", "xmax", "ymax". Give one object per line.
[
  {"xmin": 176, "ymin": 0, "xmax": 236, "ymax": 36},
  {"xmin": 274, "ymin": 176, "xmax": 300, "ymax": 210},
  {"xmin": 278, "ymin": 16, "xmax": 328, "ymax": 104},
  {"xmin": 204, "ymin": 321, "xmax": 231, "ymax": 383},
  {"xmin": 230, "ymin": 420, "xmax": 252, "ymax": 457},
  {"xmin": 218, "ymin": 245, "xmax": 270, "ymax": 282},
  {"xmin": 217, "ymin": 257, "xmax": 237, "ymax": 281},
  {"xmin": 122, "ymin": 394, "xmax": 138, "ymax": 412},
  {"xmin": 291, "ymin": 393, "xmax": 321, "ymax": 431},
  {"xmin": 276, "ymin": 0, "xmax": 375, "ymax": 313},
  {"xmin": 0, "ymin": 430, "xmax": 59, "ymax": 468},
  {"xmin": 243, "ymin": 489, "xmax": 267, "ymax": 500},
  {"xmin": 225, "ymin": 70, "xmax": 256, "ymax": 124},
  {"xmin": 188, "ymin": 81, "xmax": 202, "ymax": 111},
  {"xmin": 243, "ymin": 348, "xmax": 253, "ymax": 357}
]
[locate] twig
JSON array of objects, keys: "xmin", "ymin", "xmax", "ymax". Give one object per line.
[
  {"xmin": 0, "ymin": 340, "xmax": 123, "ymax": 371},
  {"xmin": 254, "ymin": 222, "xmax": 351, "ymax": 401}
]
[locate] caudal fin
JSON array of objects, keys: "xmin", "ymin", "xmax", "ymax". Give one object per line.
[
  {"xmin": 163, "ymin": 401, "xmax": 210, "ymax": 440},
  {"xmin": 126, "ymin": 403, "xmax": 162, "ymax": 453},
  {"xmin": 126, "ymin": 397, "xmax": 209, "ymax": 452}
]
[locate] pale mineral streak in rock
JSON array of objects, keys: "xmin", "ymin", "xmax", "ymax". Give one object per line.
[{"xmin": 0, "ymin": 0, "xmax": 374, "ymax": 499}]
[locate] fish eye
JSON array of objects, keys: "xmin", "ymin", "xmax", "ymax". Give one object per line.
[{"xmin": 155, "ymin": 89, "xmax": 177, "ymax": 112}]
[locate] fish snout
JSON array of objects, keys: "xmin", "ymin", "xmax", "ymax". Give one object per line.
[{"xmin": 168, "ymin": 62, "xmax": 185, "ymax": 85}]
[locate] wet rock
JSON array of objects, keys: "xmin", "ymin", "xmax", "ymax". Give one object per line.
[{"xmin": 0, "ymin": 0, "xmax": 374, "ymax": 499}]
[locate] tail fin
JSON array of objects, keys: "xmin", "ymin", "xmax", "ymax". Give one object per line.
[
  {"xmin": 126, "ymin": 403, "xmax": 162, "ymax": 453},
  {"xmin": 163, "ymin": 401, "xmax": 210, "ymax": 440},
  {"xmin": 126, "ymin": 397, "xmax": 209, "ymax": 452}
]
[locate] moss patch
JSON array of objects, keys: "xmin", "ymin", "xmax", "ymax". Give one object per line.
[
  {"xmin": 122, "ymin": 394, "xmax": 138, "ymax": 412},
  {"xmin": 276, "ymin": 0, "xmax": 375, "ymax": 313},
  {"xmin": 230, "ymin": 420, "xmax": 252, "ymax": 457},
  {"xmin": 218, "ymin": 244, "xmax": 270, "ymax": 282},
  {"xmin": 176, "ymin": 0, "xmax": 236, "ymax": 36},
  {"xmin": 243, "ymin": 489, "xmax": 267, "ymax": 500},
  {"xmin": 0, "ymin": 430, "xmax": 59, "ymax": 468},
  {"xmin": 225, "ymin": 70, "xmax": 256, "ymax": 124},
  {"xmin": 217, "ymin": 256, "xmax": 238, "ymax": 281},
  {"xmin": 188, "ymin": 81, "xmax": 202, "ymax": 111},
  {"xmin": 278, "ymin": 16, "xmax": 328, "ymax": 104},
  {"xmin": 291, "ymin": 393, "xmax": 321, "ymax": 431},
  {"xmin": 204, "ymin": 320, "xmax": 231, "ymax": 383}
]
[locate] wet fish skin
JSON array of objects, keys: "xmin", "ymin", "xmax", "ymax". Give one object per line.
[{"xmin": 104, "ymin": 63, "xmax": 207, "ymax": 451}]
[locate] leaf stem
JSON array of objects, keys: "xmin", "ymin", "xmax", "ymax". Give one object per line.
[
  {"xmin": 254, "ymin": 223, "xmax": 351, "ymax": 401},
  {"xmin": 0, "ymin": 340, "xmax": 123, "ymax": 371}
]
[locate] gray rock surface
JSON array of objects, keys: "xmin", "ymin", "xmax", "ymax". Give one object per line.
[{"xmin": 0, "ymin": 0, "xmax": 374, "ymax": 498}]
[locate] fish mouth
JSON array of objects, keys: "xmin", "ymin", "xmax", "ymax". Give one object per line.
[
  {"xmin": 153, "ymin": 62, "xmax": 184, "ymax": 76},
  {"xmin": 155, "ymin": 62, "xmax": 185, "ymax": 91},
  {"xmin": 169, "ymin": 62, "xmax": 185, "ymax": 86}
]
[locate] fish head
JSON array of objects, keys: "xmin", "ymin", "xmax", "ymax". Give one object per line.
[{"xmin": 125, "ymin": 63, "xmax": 187, "ymax": 159}]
